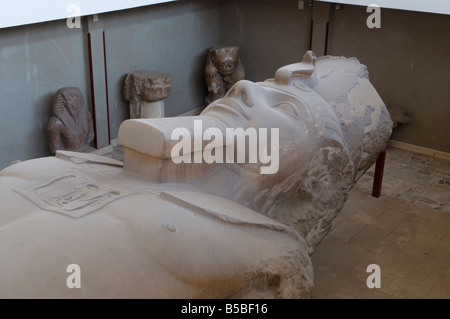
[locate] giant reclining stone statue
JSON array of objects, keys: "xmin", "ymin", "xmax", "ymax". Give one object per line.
[{"xmin": 0, "ymin": 51, "xmax": 392, "ymax": 298}]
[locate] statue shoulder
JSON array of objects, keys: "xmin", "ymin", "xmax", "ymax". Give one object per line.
[
  {"xmin": 159, "ymin": 190, "xmax": 300, "ymax": 239},
  {"xmin": 47, "ymin": 116, "xmax": 64, "ymax": 131}
]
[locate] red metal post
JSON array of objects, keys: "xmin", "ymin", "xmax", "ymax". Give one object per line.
[{"xmin": 372, "ymin": 150, "xmax": 386, "ymax": 198}]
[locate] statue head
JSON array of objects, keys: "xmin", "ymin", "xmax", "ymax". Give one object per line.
[
  {"xmin": 119, "ymin": 51, "xmax": 392, "ymax": 252},
  {"xmin": 202, "ymin": 51, "xmax": 349, "ymax": 185},
  {"xmin": 209, "ymin": 46, "xmax": 240, "ymax": 76},
  {"xmin": 52, "ymin": 87, "xmax": 85, "ymax": 120},
  {"xmin": 200, "ymin": 50, "xmax": 388, "ymax": 251}
]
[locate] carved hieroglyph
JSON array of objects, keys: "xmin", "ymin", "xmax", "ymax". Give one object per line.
[
  {"xmin": 47, "ymin": 87, "xmax": 94, "ymax": 154},
  {"xmin": 123, "ymin": 70, "xmax": 171, "ymax": 119},
  {"xmin": 0, "ymin": 51, "xmax": 392, "ymax": 298},
  {"xmin": 204, "ymin": 46, "xmax": 245, "ymax": 104}
]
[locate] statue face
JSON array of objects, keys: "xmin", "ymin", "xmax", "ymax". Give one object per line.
[
  {"xmin": 141, "ymin": 80, "xmax": 171, "ymax": 102},
  {"xmin": 202, "ymin": 80, "xmax": 317, "ymax": 175},
  {"xmin": 211, "ymin": 47, "xmax": 239, "ymax": 75},
  {"xmin": 53, "ymin": 89, "xmax": 84, "ymax": 118},
  {"xmin": 131, "ymin": 78, "xmax": 170, "ymax": 102}
]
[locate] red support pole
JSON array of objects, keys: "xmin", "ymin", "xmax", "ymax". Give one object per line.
[{"xmin": 372, "ymin": 150, "xmax": 386, "ymax": 198}]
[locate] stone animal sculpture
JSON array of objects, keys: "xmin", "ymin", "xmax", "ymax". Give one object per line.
[
  {"xmin": 204, "ymin": 46, "xmax": 245, "ymax": 104},
  {"xmin": 47, "ymin": 87, "xmax": 94, "ymax": 154},
  {"xmin": 0, "ymin": 51, "xmax": 392, "ymax": 298}
]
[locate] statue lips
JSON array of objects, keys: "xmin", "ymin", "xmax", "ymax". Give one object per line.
[{"xmin": 219, "ymin": 68, "xmax": 235, "ymax": 76}]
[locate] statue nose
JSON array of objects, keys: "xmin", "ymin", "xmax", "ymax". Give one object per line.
[{"xmin": 228, "ymin": 80, "xmax": 255, "ymax": 108}]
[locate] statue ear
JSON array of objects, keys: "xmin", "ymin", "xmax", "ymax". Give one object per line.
[
  {"xmin": 275, "ymin": 51, "xmax": 317, "ymax": 85},
  {"xmin": 227, "ymin": 46, "xmax": 239, "ymax": 59}
]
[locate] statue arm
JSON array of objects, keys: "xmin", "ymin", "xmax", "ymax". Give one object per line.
[
  {"xmin": 205, "ymin": 52, "xmax": 218, "ymax": 78},
  {"xmin": 47, "ymin": 117, "xmax": 65, "ymax": 154},
  {"xmin": 230, "ymin": 57, "xmax": 245, "ymax": 83},
  {"xmin": 85, "ymin": 109, "xmax": 95, "ymax": 144},
  {"xmin": 205, "ymin": 53, "xmax": 224, "ymax": 96}
]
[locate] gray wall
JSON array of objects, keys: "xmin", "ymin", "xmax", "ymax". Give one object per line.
[
  {"xmin": 0, "ymin": 0, "xmax": 448, "ymax": 171},
  {"xmin": 0, "ymin": 19, "xmax": 90, "ymax": 168},
  {"xmin": 327, "ymin": 5, "xmax": 450, "ymax": 153},
  {"xmin": 104, "ymin": 0, "xmax": 221, "ymax": 136},
  {"xmin": 0, "ymin": 0, "xmax": 222, "ymax": 170},
  {"xmin": 0, "ymin": 0, "xmax": 313, "ymax": 170},
  {"xmin": 103, "ymin": 0, "xmax": 312, "ymax": 138},
  {"xmin": 219, "ymin": 0, "xmax": 312, "ymax": 82}
]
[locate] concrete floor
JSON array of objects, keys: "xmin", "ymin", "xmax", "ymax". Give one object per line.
[{"xmin": 311, "ymin": 146, "xmax": 450, "ymax": 299}]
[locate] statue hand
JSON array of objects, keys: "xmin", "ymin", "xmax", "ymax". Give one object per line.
[{"xmin": 206, "ymin": 65, "xmax": 218, "ymax": 78}]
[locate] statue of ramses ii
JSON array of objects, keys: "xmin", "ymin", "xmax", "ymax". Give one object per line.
[{"xmin": 0, "ymin": 51, "xmax": 392, "ymax": 298}]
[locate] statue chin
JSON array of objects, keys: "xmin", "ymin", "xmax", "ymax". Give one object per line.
[{"xmin": 0, "ymin": 51, "xmax": 392, "ymax": 299}]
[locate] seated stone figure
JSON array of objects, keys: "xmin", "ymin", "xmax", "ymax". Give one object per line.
[
  {"xmin": 204, "ymin": 46, "xmax": 245, "ymax": 104},
  {"xmin": 0, "ymin": 51, "xmax": 392, "ymax": 298},
  {"xmin": 47, "ymin": 87, "xmax": 94, "ymax": 154}
]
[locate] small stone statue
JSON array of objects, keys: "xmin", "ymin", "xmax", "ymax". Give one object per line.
[
  {"xmin": 123, "ymin": 70, "xmax": 171, "ymax": 119},
  {"xmin": 204, "ymin": 46, "xmax": 245, "ymax": 105},
  {"xmin": 47, "ymin": 87, "xmax": 94, "ymax": 154}
]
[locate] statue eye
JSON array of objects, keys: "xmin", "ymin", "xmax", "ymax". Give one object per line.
[{"xmin": 274, "ymin": 102, "xmax": 299, "ymax": 118}]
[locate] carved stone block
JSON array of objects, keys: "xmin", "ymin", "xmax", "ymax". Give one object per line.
[{"xmin": 123, "ymin": 70, "xmax": 171, "ymax": 119}]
